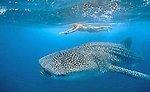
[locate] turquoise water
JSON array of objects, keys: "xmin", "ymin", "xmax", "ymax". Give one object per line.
[{"xmin": 0, "ymin": 0, "xmax": 150, "ymax": 92}]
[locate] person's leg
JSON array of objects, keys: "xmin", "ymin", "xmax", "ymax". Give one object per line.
[{"xmin": 97, "ymin": 26, "xmax": 112, "ymax": 31}]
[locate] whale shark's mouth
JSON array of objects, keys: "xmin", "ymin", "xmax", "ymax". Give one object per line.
[
  {"xmin": 40, "ymin": 66, "xmax": 66, "ymax": 77},
  {"xmin": 40, "ymin": 68, "xmax": 52, "ymax": 76}
]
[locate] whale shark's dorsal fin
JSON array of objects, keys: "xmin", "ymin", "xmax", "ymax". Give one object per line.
[
  {"xmin": 121, "ymin": 37, "xmax": 132, "ymax": 49},
  {"xmin": 109, "ymin": 65, "xmax": 150, "ymax": 80}
]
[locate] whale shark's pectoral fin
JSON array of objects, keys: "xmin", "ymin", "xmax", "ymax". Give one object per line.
[{"xmin": 109, "ymin": 65, "xmax": 150, "ymax": 80}]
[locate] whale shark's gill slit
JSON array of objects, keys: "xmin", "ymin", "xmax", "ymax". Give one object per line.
[{"xmin": 93, "ymin": 51, "xmax": 110, "ymax": 73}]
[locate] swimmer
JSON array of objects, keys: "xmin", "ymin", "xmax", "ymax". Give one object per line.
[{"xmin": 59, "ymin": 23, "xmax": 112, "ymax": 35}]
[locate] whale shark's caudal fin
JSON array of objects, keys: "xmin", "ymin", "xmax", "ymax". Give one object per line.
[
  {"xmin": 121, "ymin": 37, "xmax": 132, "ymax": 49},
  {"xmin": 109, "ymin": 65, "xmax": 150, "ymax": 80}
]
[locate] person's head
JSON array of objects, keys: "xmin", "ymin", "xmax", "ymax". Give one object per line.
[{"xmin": 73, "ymin": 23, "xmax": 80, "ymax": 27}]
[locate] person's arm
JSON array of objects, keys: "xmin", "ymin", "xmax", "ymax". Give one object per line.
[{"xmin": 59, "ymin": 26, "xmax": 79, "ymax": 35}]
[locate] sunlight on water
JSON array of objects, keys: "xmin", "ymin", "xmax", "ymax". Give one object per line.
[{"xmin": 0, "ymin": 0, "xmax": 149, "ymax": 25}]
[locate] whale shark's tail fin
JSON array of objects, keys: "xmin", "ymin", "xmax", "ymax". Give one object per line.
[
  {"xmin": 121, "ymin": 37, "xmax": 132, "ymax": 49},
  {"xmin": 109, "ymin": 65, "xmax": 150, "ymax": 80}
]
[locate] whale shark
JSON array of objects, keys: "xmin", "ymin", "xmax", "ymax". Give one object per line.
[{"xmin": 39, "ymin": 38, "xmax": 150, "ymax": 80}]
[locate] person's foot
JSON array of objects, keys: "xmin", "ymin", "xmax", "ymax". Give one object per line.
[
  {"xmin": 108, "ymin": 26, "xmax": 112, "ymax": 29},
  {"xmin": 104, "ymin": 26, "xmax": 112, "ymax": 32},
  {"xmin": 107, "ymin": 26, "xmax": 112, "ymax": 32}
]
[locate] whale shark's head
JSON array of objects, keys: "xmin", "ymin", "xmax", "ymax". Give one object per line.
[
  {"xmin": 39, "ymin": 52, "xmax": 67, "ymax": 76},
  {"xmin": 39, "ymin": 50, "xmax": 99, "ymax": 79},
  {"xmin": 39, "ymin": 50, "xmax": 84, "ymax": 76}
]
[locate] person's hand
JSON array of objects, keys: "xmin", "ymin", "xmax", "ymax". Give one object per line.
[{"xmin": 59, "ymin": 32, "xmax": 68, "ymax": 35}]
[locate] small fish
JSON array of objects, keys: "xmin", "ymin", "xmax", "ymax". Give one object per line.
[{"xmin": 39, "ymin": 38, "xmax": 150, "ymax": 80}]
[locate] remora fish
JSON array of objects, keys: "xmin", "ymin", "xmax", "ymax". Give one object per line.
[{"xmin": 39, "ymin": 38, "xmax": 150, "ymax": 80}]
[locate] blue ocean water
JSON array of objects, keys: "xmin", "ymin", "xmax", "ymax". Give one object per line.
[{"xmin": 0, "ymin": 0, "xmax": 150, "ymax": 92}]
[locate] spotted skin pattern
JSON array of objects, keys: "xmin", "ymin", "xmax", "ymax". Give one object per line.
[{"xmin": 39, "ymin": 41, "xmax": 150, "ymax": 80}]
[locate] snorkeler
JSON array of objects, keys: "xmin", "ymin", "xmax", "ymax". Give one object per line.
[{"xmin": 59, "ymin": 23, "xmax": 112, "ymax": 35}]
